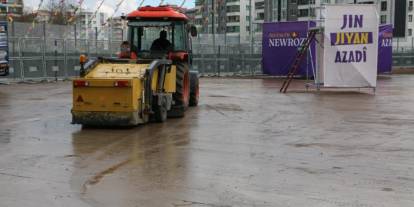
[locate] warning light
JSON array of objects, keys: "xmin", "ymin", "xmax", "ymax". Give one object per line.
[
  {"xmin": 74, "ymin": 80, "xmax": 89, "ymax": 87},
  {"xmin": 114, "ymin": 80, "xmax": 129, "ymax": 87}
]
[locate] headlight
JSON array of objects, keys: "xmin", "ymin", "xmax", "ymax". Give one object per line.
[{"xmin": 0, "ymin": 50, "xmax": 7, "ymax": 60}]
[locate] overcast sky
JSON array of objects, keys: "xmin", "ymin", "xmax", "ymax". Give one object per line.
[{"xmin": 24, "ymin": 0, "xmax": 195, "ymax": 16}]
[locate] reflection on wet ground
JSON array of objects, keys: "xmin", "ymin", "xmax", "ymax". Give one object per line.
[{"xmin": 1, "ymin": 76, "xmax": 414, "ymax": 206}]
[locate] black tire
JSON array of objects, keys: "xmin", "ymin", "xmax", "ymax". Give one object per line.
[
  {"xmin": 189, "ymin": 72, "xmax": 199, "ymax": 107},
  {"xmin": 153, "ymin": 96, "xmax": 167, "ymax": 123},
  {"xmin": 168, "ymin": 62, "xmax": 190, "ymax": 118}
]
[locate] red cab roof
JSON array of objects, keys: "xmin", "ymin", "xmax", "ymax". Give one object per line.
[{"xmin": 127, "ymin": 6, "xmax": 188, "ymax": 22}]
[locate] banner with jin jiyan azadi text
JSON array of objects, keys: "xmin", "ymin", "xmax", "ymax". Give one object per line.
[{"xmin": 323, "ymin": 5, "xmax": 379, "ymax": 87}]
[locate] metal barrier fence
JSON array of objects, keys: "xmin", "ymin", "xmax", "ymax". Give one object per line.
[
  {"xmin": 2, "ymin": 21, "xmax": 414, "ymax": 81},
  {"xmin": 6, "ymin": 37, "xmax": 122, "ymax": 80},
  {"xmin": 5, "ymin": 37, "xmax": 262, "ymax": 80},
  {"xmin": 192, "ymin": 42, "xmax": 262, "ymax": 76},
  {"xmin": 392, "ymin": 38, "xmax": 414, "ymax": 68}
]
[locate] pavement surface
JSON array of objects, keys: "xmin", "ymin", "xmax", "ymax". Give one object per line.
[{"xmin": 0, "ymin": 75, "xmax": 414, "ymax": 207}]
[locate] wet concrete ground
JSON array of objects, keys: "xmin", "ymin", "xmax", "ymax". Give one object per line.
[{"xmin": 0, "ymin": 75, "xmax": 414, "ymax": 207}]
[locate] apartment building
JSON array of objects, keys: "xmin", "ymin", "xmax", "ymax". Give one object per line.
[
  {"xmin": 107, "ymin": 16, "xmax": 127, "ymax": 41},
  {"xmin": 264, "ymin": 0, "xmax": 298, "ymax": 22},
  {"xmin": 76, "ymin": 11, "xmax": 108, "ymax": 40},
  {"xmin": 291, "ymin": 0, "xmax": 409, "ymax": 39},
  {"xmin": 194, "ymin": 0, "xmax": 265, "ymax": 43}
]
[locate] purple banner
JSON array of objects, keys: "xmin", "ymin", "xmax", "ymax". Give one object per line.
[
  {"xmin": 378, "ymin": 24, "xmax": 392, "ymax": 74},
  {"xmin": 262, "ymin": 21, "xmax": 316, "ymax": 76}
]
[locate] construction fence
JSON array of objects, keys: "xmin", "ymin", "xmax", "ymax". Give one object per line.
[
  {"xmin": 4, "ymin": 22, "xmax": 262, "ymax": 81},
  {"xmin": 392, "ymin": 37, "xmax": 414, "ymax": 68},
  {"xmin": 2, "ymin": 22, "xmax": 414, "ymax": 81}
]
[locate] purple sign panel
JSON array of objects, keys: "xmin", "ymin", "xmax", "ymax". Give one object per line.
[
  {"xmin": 262, "ymin": 21, "xmax": 316, "ymax": 76},
  {"xmin": 378, "ymin": 24, "xmax": 392, "ymax": 74}
]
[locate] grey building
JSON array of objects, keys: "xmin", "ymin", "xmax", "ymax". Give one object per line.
[
  {"xmin": 194, "ymin": 0, "xmax": 265, "ymax": 43},
  {"xmin": 292, "ymin": 0, "xmax": 408, "ymax": 39},
  {"xmin": 264, "ymin": 0, "xmax": 297, "ymax": 22}
]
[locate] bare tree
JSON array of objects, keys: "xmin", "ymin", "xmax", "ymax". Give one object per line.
[
  {"xmin": 15, "ymin": 10, "xmax": 36, "ymax": 22},
  {"xmin": 45, "ymin": 0, "xmax": 77, "ymax": 24}
]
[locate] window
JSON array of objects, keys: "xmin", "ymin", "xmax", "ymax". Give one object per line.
[
  {"xmin": 298, "ymin": 0, "xmax": 308, "ymax": 5},
  {"xmin": 298, "ymin": 9, "xmax": 309, "ymax": 17},
  {"xmin": 298, "ymin": 0, "xmax": 315, "ymax": 5},
  {"xmin": 227, "ymin": 15, "xmax": 240, "ymax": 22},
  {"xmin": 380, "ymin": 15, "xmax": 387, "ymax": 24},
  {"xmin": 226, "ymin": 26, "xmax": 239, "ymax": 33},
  {"xmin": 255, "ymin": 1, "xmax": 265, "ymax": 9},
  {"xmin": 381, "ymin": 1, "xmax": 387, "ymax": 11},
  {"xmin": 256, "ymin": 13, "xmax": 264, "ymax": 20},
  {"xmin": 128, "ymin": 21, "xmax": 186, "ymax": 53},
  {"xmin": 409, "ymin": 15, "xmax": 413, "ymax": 23},
  {"xmin": 409, "ymin": 29, "xmax": 412, "ymax": 36},
  {"xmin": 290, "ymin": 8, "xmax": 297, "ymax": 16},
  {"xmin": 173, "ymin": 22, "xmax": 186, "ymax": 51},
  {"xmin": 310, "ymin": 8, "xmax": 315, "ymax": 17},
  {"xmin": 226, "ymin": 5, "xmax": 240, "ymax": 12}
]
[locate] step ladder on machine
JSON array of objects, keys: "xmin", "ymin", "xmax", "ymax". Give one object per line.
[{"xmin": 279, "ymin": 28, "xmax": 318, "ymax": 93}]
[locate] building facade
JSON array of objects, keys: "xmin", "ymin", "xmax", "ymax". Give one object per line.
[
  {"xmin": 292, "ymin": 0, "xmax": 410, "ymax": 41},
  {"xmin": 75, "ymin": 11, "xmax": 108, "ymax": 40},
  {"xmin": 108, "ymin": 16, "xmax": 127, "ymax": 41},
  {"xmin": 194, "ymin": 0, "xmax": 266, "ymax": 43},
  {"xmin": 0, "ymin": 0, "xmax": 23, "ymax": 18},
  {"xmin": 194, "ymin": 0, "xmax": 411, "ymax": 45}
]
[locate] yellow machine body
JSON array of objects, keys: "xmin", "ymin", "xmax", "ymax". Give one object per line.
[{"xmin": 71, "ymin": 63, "xmax": 177, "ymax": 126}]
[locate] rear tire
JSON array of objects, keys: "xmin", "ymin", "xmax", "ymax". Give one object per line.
[
  {"xmin": 189, "ymin": 72, "xmax": 199, "ymax": 107},
  {"xmin": 153, "ymin": 96, "xmax": 167, "ymax": 123},
  {"xmin": 168, "ymin": 62, "xmax": 190, "ymax": 118}
]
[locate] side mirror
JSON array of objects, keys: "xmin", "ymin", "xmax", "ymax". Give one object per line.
[{"xmin": 190, "ymin": 25, "xmax": 197, "ymax": 37}]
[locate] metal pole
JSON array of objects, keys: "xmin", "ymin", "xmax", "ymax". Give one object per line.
[
  {"xmin": 212, "ymin": 0, "xmax": 216, "ymax": 74},
  {"xmin": 306, "ymin": 1, "xmax": 310, "ymax": 82},
  {"xmin": 18, "ymin": 38, "xmax": 24, "ymax": 81},
  {"xmin": 63, "ymin": 39, "xmax": 68, "ymax": 79},
  {"xmin": 390, "ymin": 0, "xmax": 393, "ymax": 25},
  {"xmin": 109, "ymin": 23, "xmax": 113, "ymax": 57},
  {"xmin": 42, "ymin": 21, "xmax": 47, "ymax": 79},
  {"xmin": 218, "ymin": 45, "xmax": 220, "ymax": 76},
  {"xmin": 74, "ymin": 24, "xmax": 77, "ymax": 48},
  {"xmin": 412, "ymin": 37, "xmax": 413, "ymax": 52},
  {"xmin": 11, "ymin": 21, "xmax": 15, "ymax": 55},
  {"xmin": 95, "ymin": 27, "xmax": 98, "ymax": 56},
  {"xmin": 54, "ymin": 39, "xmax": 57, "ymax": 81},
  {"xmin": 397, "ymin": 38, "xmax": 399, "ymax": 52},
  {"xmin": 249, "ymin": 0, "xmax": 253, "ymax": 55}
]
